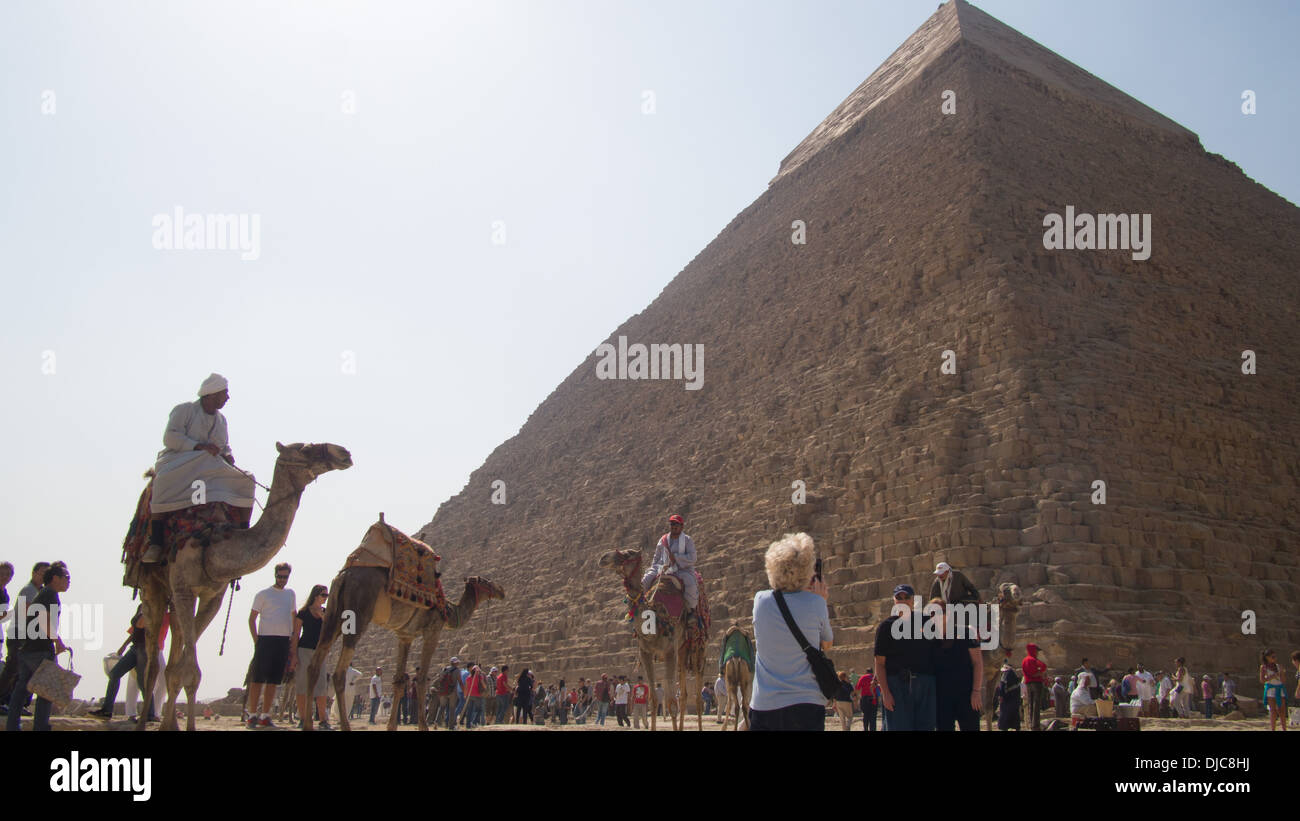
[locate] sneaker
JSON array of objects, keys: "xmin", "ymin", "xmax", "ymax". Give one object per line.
[
  {"xmin": 247, "ymin": 716, "xmax": 259, "ymax": 729},
  {"xmin": 259, "ymin": 717, "xmax": 274, "ymax": 728},
  {"xmin": 319, "ymin": 722, "xmax": 333, "ymax": 731},
  {"xmin": 90, "ymin": 708, "xmax": 113, "ymax": 720},
  {"xmin": 146, "ymin": 714, "xmax": 160, "ymax": 723}
]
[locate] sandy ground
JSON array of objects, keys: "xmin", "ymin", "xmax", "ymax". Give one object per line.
[{"xmin": 29, "ymin": 712, "xmax": 1288, "ymax": 731}]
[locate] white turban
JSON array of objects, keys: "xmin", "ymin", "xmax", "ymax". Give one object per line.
[{"xmin": 198, "ymin": 373, "xmax": 229, "ymax": 397}]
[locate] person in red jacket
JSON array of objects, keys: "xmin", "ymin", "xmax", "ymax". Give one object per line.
[
  {"xmin": 855, "ymin": 671, "xmax": 878, "ymax": 731},
  {"xmin": 494, "ymin": 664, "xmax": 512, "ymax": 724},
  {"xmin": 1021, "ymin": 643, "xmax": 1048, "ymax": 731}
]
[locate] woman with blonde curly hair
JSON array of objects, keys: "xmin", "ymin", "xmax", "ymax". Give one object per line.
[{"xmin": 749, "ymin": 533, "xmax": 832, "ymax": 731}]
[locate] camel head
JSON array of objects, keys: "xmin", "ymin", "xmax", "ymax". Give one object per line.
[
  {"xmin": 465, "ymin": 576, "xmax": 506, "ymax": 601},
  {"xmin": 598, "ymin": 548, "xmax": 643, "ymax": 581},
  {"xmin": 274, "ymin": 441, "xmax": 353, "ymax": 481},
  {"xmin": 994, "ymin": 582, "xmax": 1022, "ymax": 613}
]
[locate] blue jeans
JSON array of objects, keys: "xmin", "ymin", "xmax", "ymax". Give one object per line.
[
  {"xmin": 369, "ymin": 696, "xmax": 380, "ymax": 723},
  {"xmin": 495, "ymin": 694, "xmax": 510, "ymax": 723},
  {"xmin": 884, "ymin": 673, "xmax": 936, "ymax": 731},
  {"xmin": 465, "ymin": 696, "xmax": 484, "ymax": 727},
  {"xmin": 596, "ymin": 701, "xmax": 609, "ymax": 725},
  {"xmin": 7, "ymin": 650, "xmax": 55, "ymax": 732},
  {"xmin": 454, "ymin": 692, "xmax": 466, "ymax": 724},
  {"xmin": 102, "ymin": 647, "xmax": 145, "ymax": 717}
]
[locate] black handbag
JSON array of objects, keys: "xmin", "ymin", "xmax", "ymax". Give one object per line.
[{"xmin": 773, "ymin": 590, "xmax": 839, "ymax": 700}]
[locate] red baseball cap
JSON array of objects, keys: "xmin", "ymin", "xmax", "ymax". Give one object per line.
[{"xmin": 668, "ymin": 515, "xmax": 684, "ymax": 525}]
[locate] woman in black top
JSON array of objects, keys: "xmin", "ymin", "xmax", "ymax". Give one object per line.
[
  {"xmin": 291, "ymin": 585, "xmax": 330, "ymax": 729},
  {"xmin": 515, "ymin": 668, "xmax": 534, "ymax": 724},
  {"xmin": 929, "ymin": 597, "xmax": 984, "ymax": 731}
]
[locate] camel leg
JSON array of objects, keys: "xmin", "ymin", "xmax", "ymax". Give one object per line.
[
  {"xmin": 639, "ymin": 647, "xmax": 657, "ymax": 732},
  {"xmin": 162, "ymin": 591, "xmax": 198, "ymax": 732},
  {"xmin": 387, "ymin": 639, "xmax": 411, "ymax": 732},
  {"xmin": 415, "ymin": 627, "xmax": 441, "ymax": 732},
  {"xmin": 136, "ymin": 579, "xmax": 167, "ymax": 732},
  {"xmin": 664, "ymin": 649, "xmax": 679, "ymax": 731},
  {"xmin": 742, "ymin": 674, "xmax": 752, "ymax": 730},
  {"xmin": 695, "ymin": 663, "xmax": 703, "ymax": 731},
  {"xmin": 179, "ymin": 591, "xmax": 225, "ymax": 733}
]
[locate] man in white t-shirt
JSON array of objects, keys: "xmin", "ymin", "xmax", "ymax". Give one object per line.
[
  {"xmin": 369, "ymin": 667, "xmax": 383, "ymax": 724},
  {"xmin": 614, "ymin": 676, "xmax": 631, "ymax": 727},
  {"xmin": 245, "ymin": 563, "xmax": 296, "ymax": 728}
]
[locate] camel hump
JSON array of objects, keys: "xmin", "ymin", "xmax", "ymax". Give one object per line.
[{"xmin": 345, "ymin": 516, "xmax": 447, "ymax": 612}]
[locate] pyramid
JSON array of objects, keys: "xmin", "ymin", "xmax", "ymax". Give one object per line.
[{"xmin": 354, "ymin": 0, "xmax": 1300, "ymax": 680}]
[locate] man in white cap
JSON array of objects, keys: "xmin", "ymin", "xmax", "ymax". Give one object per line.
[
  {"xmin": 928, "ymin": 561, "xmax": 981, "ymax": 605},
  {"xmin": 142, "ymin": 373, "xmax": 256, "ymax": 563}
]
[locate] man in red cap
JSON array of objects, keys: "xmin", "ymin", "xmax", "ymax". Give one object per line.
[
  {"xmin": 641, "ymin": 514, "xmax": 698, "ymax": 613},
  {"xmin": 1021, "ymin": 643, "xmax": 1048, "ymax": 731}
]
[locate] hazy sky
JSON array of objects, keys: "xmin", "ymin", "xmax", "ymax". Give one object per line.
[{"xmin": 1, "ymin": 0, "xmax": 1295, "ymax": 701}]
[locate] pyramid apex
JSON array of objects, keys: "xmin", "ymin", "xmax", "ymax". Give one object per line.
[{"xmin": 772, "ymin": 0, "xmax": 1194, "ymax": 185}]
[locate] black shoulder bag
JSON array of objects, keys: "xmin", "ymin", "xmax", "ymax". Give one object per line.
[{"xmin": 773, "ymin": 590, "xmax": 839, "ymax": 700}]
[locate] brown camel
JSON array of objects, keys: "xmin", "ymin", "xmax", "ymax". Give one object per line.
[
  {"xmin": 981, "ymin": 582, "xmax": 1022, "ymax": 731},
  {"xmin": 132, "ymin": 442, "xmax": 353, "ymax": 732},
  {"xmin": 599, "ymin": 548, "xmax": 709, "ymax": 731},
  {"xmin": 719, "ymin": 626, "xmax": 754, "ymax": 731},
  {"xmin": 303, "ymin": 564, "xmax": 504, "ymax": 732}
]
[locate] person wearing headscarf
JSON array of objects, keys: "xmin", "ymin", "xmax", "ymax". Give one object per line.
[{"xmin": 143, "ymin": 373, "xmax": 256, "ymax": 562}]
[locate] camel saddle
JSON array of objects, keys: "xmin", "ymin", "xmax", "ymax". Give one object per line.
[
  {"xmin": 344, "ymin": 515, "xmax": 447, "ymax": 612},
  {"xmin": 719, "ymin": 627, "xmax": 755, "ymax": 674},
  {"xmin": 647, "ymin": 574, "xmax": 688, "ymax": 620},
  {"xmin": 121, "ymin": 477, "xmax": 247, "ymax": 588}
]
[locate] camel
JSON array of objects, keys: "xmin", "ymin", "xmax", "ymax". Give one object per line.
[
  {"xmin": 719, "ymin": 625, "xmax": 754, "ymax": 731},
  {"xmin": 303, "ymin": 559, "xmax": 504, "ymax": 732},
  {"xmin": 980, "ymin": 581, "xmax": 1022, "ymax": 731},
  {"xmin": 599, "ymin": 548, "xmax": 709, "ymax": 731},
  {"xmin": 132, "ymin": 441, "xmax": 353, "ymax": 732}
]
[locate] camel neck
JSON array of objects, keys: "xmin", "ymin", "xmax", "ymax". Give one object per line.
[{"xmin": 205, "ymin": 459, "xmax": 305, "ymax": 582}]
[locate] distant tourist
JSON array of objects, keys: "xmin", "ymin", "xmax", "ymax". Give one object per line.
[
  {"xmin": 655, "ymin": 682, "xmax": 664, "ymax": 717},
  {"xmin": 1200, "ymin": 675, "xmax": 1214, "ymax": 719},
  {"xmin": 1052, "ymin": 676, "xmax": 1069, "ymax": 719},
  {"xmin": 434, "ymin": 659, "xmax": 461, "ymax": 730},
  {"xmin": 750, "ymin": 532, "xmax": 832, "ymax": 731},
  {"xmin": 855, "ymin": 670, "xmax": 878, "ymax": 731},
  {"xmin": 245, "ymin": 563, "xmax": 296, "ymax": 729},
  {"xmin": 994, "ymin": 660, "xmax": 1022, "ymax": 731},
  {"xmin": 514, "ymin": 667, "xmax": 534, "ymax": 724},
  {"xmin": 593, "ymin": 673, "xmax": 611, "ymax": 725},
  {"xmin": 1260, "ymin": 649, "xmax": 1287, "ymax": 731},
  {"xmin": 1171, "ymin": 657, "xmax": 1191, "ymax": 718},
  {"xmin": 1070, "ymin": 666, "xmax": 1096, "ymax": 716},
  {"xmin": 833, "ymin": 671, "xmax": 855, "ymax": 731},
  {"xmin": 632, "ymin": 676, "xmax": 650, "ymax": 728},
  {"xmin": 495, "ymin": 664, "xmax": 511, "ymax": 723},
  {"xmin": 369, "ymin": 666, "xmax": 384, "ymax": 724},
  {"xmin": 713, "ymin": 671, "xmax": 727, "ymax": 724},
  {"xmin": 1135, "ymin": 663, "xmax": 1157, "ymax": 716},
  {"xmin": 614, "ymin": 675, "xmax": 631, "ymax": 727},
  {"xmin": 1020, "ymin": 643, "xmax": 1047, "ymax": 730}
]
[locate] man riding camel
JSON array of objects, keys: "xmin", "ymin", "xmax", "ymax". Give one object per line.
[
  {"xmin": 141, "ymin": 373, "xmax": 256, "ymax": 563},
  {"xmin": 929, "ymin": 561, "xmax": 980, "ymax": 605},
  {"xmin": 640, "ymin": 514, "xmax": 698, "ymax": 616}
]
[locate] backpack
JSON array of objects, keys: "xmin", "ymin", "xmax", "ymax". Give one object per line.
[{"xmin": 437, "ymin": 668, "xmax": 458, "ymax": 696}]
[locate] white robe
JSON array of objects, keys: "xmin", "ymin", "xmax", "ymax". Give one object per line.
[{"xmin": 150, "ymin": 401, "xmax": 255, "ymax": 514}]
